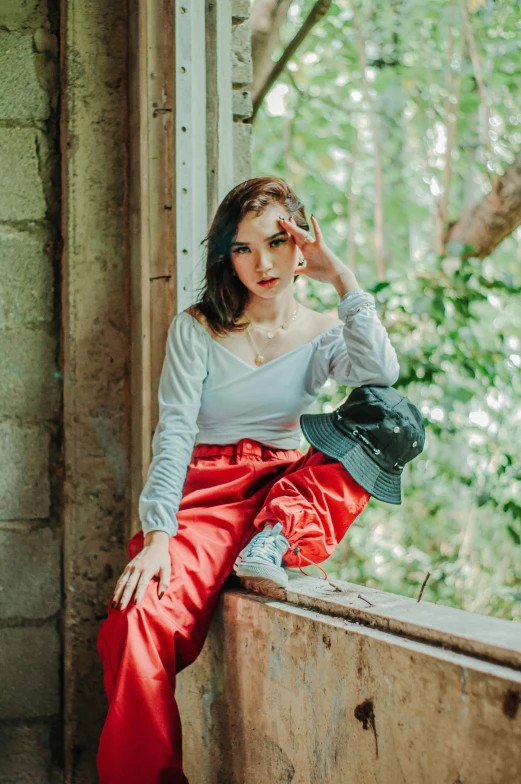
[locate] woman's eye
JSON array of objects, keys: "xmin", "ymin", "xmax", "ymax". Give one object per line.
[{"xmin": 234, "ymin": 239, "xmax": 286, "ymax": 254}]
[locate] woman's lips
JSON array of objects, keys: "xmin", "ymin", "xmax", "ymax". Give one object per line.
[{"xmin": 258, "ymin": 278, "xmax": 279, "ymax": 288}]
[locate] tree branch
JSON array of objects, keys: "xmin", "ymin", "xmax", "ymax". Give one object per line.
[
  {"xmin": 250, "ymin": 0, "xmax": 294, "ymax": 106},
  {"xmin": 444, "ymin": 151, "xmax": 521, "ymax": 258},
  {"xmin": 250, "ymin": 0, "xmax": 332, "ymax": 121}
]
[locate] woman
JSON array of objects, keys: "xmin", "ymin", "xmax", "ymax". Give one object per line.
[{"xmin": 97, "ymin": 177, "xmax": 399, "ymax": 784}]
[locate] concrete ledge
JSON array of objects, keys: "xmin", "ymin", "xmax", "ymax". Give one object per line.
[
  {"xmin": 241, "ymin": 571, "xmax": 521, "ymax": 670},
  {"xmin": 178, "ymin": 577, "xmax": 521, "ymax": 783}
]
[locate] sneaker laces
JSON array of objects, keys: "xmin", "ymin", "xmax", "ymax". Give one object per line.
[
  {"xmin": 239, "ymin": 522, "xmax": 329, "ymax": 580},
  {"xmin": 242, "ymin": 522, "xmax": 289, "ymax": 563},
  {"xmin": 292, "ymin": 547, "xmax": 329, "ymax": 580}
]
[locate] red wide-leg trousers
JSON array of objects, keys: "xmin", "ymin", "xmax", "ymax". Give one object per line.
[{"xmin": 97, "ymin": 438, "xmax": 370, "ymax": 784}]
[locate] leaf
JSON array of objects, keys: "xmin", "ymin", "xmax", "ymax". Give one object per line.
[
  {"xmin": 369, "ymin": 281, "xmax": 392, "ymax": 294},
  {"xmin": 507, "ymin": 525, "xmax": 521, "ymax": 546}
]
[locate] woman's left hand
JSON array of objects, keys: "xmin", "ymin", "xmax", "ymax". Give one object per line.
[{"xmin": 278, "ymin": 214, "xmax": 357, "ymax": 289}]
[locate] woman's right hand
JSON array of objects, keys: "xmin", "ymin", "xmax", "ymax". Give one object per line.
[{"xmin": 111, "ymin": 530, "xmax": 171, "ymax": 610}]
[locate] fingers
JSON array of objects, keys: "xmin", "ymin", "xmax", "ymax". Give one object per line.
[
  {"xmin": 132, "ymin": 568, "xmax": 158, "ymax": 606},
  {"xmin": 156, "ymin": 561, "xmax": 171, "ymax": 600},
  {"xmin": 111, "ymin": 551, "xmax": 172, "ymax": 610},
  {"xmin": 117, "ymin": 568, "xmax": 141, "ymax": 610},
  {"xmin": 279, "ymin": 215, "xmax": 322, "ymax": 248},
  {"xmin": 310, "ymin": 213, "xmax": 323, "ymax": 243},
  {"xmin": 112, "ymin": 568, "xmax": 132, "ymax": 608},
  {"xmin": 278, "ymin": 215, "xmax": 315, "ymax": 247}
]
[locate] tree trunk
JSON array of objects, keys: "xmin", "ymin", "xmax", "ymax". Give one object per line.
[{"xmin": 445, "ymin": 153, "xmax": 521, "ymax": 258}]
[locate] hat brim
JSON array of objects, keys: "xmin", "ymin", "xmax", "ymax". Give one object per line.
[{"xmin": 300, "ymin": 412, "xmax": 402, "ymax": 505}]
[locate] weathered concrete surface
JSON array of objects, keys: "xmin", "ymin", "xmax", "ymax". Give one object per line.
[
  {"xmin": 232, "ymin": 88, "xmax": 253, "ymax": 119},
  {"xmin": 0, "ymin": 0, "xmax": 45, "ymax": 31},
  {"xmin": 245, "ymin": 574, "xmax": 521, "ymax": 669},
  {"xmin": 0, "ymin": 0, "xmax": 61, "ymax": 778},
  {"xmin": 231, "ymin": 20, "xmax": 253, "ymax": 85},
  {"xmin": 0, "ymin": 128, "xmax": 47, "ymax": 221},
  {"xmin": 0, "ymin": 30, "xmax": 52, "ymax": 121},
  {"xmin": 0, "ymin": 724, "xmax": 52, "ymax": 784},
  {"xmin": 0, "ymin": 526, "xmax": 61, "ymax": 619},
  {"xmin": 0, "ymin": 228, "xmax": 55, "ymax": 327},
  {"xmin": 231, "ymin": 9, "xmax": 252, "ymax": 185},
  {"xmin": 0, "ymin": 327, "xmax": 59, "ymax": 417},
  {"xmin": 232, "ymin": 0, "xmax": 251, "ymax": 19},
  {"xmin": 0, "ymin": 421, "xmax": 51, "ymax": 519},
  {"xmin": 61, "ymin": 0, "xmax": 131, "ymax": 780},
  {"xmin": 234, "ymin": 122, "xmax": 253, "ymax": 186},
  {"xmin": 0, "ymin": 625, "xmax": 60, "ymax": 719},
  {"xmin": 178, "ymin": 586, "xmax": 521, "ymax": 784}
]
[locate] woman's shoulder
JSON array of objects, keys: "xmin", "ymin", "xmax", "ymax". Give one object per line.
[
  {"xmin": 184, "ymin": 304, "xmax": 202, "ymax": 321},
  {"xmin": 170, "ymin": 306, "xmax": 210, "ymax": 344},
  {"xmin": 183, "ymin": 305, "xmax": 213, "ymax": 333},
  {"xmin": 300, "ymin": 305, "xmax": 342, "ymax": 341}
]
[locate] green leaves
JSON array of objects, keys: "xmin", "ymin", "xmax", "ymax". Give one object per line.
[{"xmin": 253, "ymin": 0, "xmax": 521, "ymax": 621}]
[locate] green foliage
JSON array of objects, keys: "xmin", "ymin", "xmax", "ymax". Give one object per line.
[{"xmin": 253, "ymin": 0, "xmax": 521, "ymax": 620}]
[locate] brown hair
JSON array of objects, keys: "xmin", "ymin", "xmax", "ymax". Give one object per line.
[{"xmin": 193, "ymin": 176, "xmax": 309, "ymax": 336}]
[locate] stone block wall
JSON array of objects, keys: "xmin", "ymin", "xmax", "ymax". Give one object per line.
[
  {"xmin": 232, "ymin": 0, "xmax": 254, "ymax": 184},
  {"xmin": 0, "ymin": 1, "xmax": 62, "ymax": 782}
]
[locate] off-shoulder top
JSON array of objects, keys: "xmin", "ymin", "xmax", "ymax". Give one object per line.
[{"xmin": 139, "ymin": 289, "xmax": 400, "ymax": 536}]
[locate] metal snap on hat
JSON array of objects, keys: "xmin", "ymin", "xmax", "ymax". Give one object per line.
[{"xmin": 300, "ymin": 386, "xmax": 426, "ymax": 505}]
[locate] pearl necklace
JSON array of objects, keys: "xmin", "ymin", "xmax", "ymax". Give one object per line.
[{"xmin": 245, "ymin": 304, "xmax": 299, "ymax": 366}]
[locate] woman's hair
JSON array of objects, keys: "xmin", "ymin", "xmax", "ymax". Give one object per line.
[{"xmin": 193, "ymin": 176, "xmax": 309, "ymax": 336}]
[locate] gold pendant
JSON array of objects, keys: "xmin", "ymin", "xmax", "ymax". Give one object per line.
[{"xmin": 255, "ymin": 354, "xmax": 265, "ymax": 366}]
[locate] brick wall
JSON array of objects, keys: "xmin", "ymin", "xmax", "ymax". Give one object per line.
[{"xmin": 0, "ymin": 1, "xmax": 62, "ymax": 782}]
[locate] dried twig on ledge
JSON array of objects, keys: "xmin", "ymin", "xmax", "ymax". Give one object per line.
[
  {"xmin": 417, "ymin": 572, "xmax": 431, "ymax": 603},
  {"xmin": 358, "ymin": 593, "xmax": 374, "ymax": 607}
]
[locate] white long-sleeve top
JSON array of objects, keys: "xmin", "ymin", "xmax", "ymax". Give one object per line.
[{"xmin": 139, "ymin": 289, "xmax": 399, "ymax": 536}]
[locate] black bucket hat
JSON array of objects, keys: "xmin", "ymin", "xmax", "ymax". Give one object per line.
[{"xmin": 300, "ymin": 386, "xmax": 426, "ymax": 504}]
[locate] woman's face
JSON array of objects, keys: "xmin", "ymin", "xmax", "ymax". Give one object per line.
[{"xmin": 229, "ymin": 204, "xmax": 302, "ymax": 298}]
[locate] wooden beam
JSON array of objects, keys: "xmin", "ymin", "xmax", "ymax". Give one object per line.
[
  {"xmin": 148, "ymin": 0, "xmax": 176, "ymax": 430},
  {"xmin": 129, "ymin": 0, "xmax": 176, "ymax": 534},
  {"xmin": 129, "ymin": 0, "xmax": 152, "ymax": 535}
]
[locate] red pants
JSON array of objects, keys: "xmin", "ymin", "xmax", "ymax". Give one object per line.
[{"xmin": 97, "ymin": 438, "xmax": 370, "ymax": 784}]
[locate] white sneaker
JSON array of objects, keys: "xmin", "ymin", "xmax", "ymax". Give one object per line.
[{"xmin": 235, "ymin": 523, "xmax": 290, "ymax": 588}]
